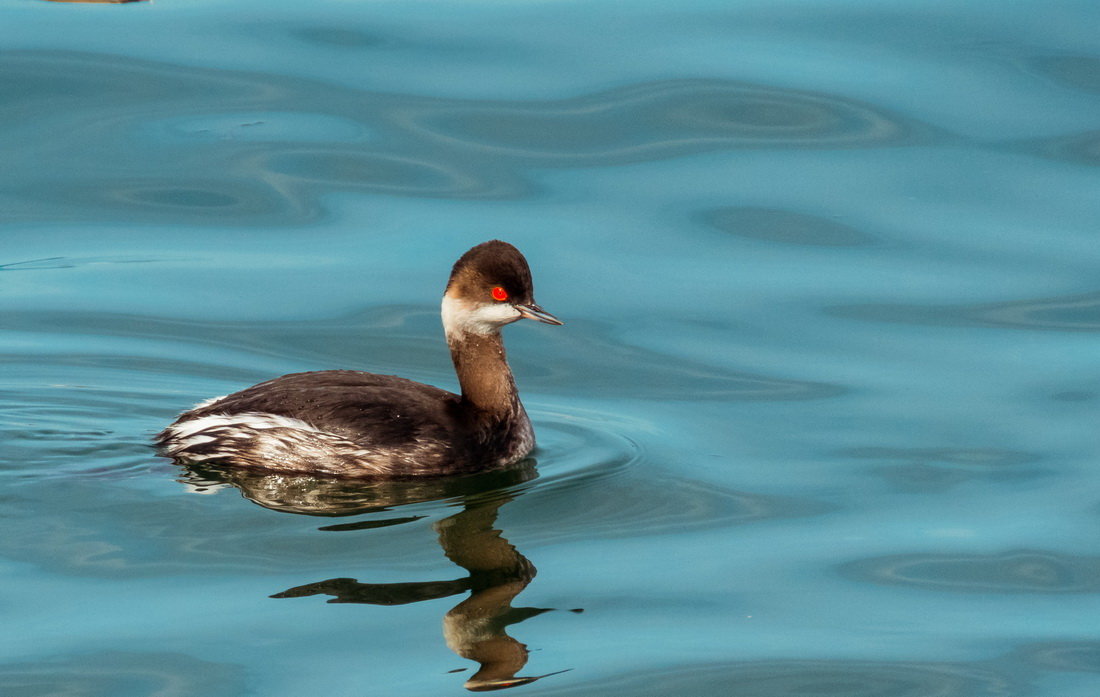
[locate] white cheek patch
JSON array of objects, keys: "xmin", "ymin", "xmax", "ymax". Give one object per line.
[{"xmin": 441, "ymin": 295, "xmax": 520, "ymax": 336}]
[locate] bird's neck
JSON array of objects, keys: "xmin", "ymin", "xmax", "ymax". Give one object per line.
[{"xmin": 447, "ymin": 330, "xmax": 521, "ymax": 416}]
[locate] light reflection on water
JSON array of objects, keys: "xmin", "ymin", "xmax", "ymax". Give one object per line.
[{"xmin": 3, "ymin": 0, "xmax": 1100, "ymax": 695}]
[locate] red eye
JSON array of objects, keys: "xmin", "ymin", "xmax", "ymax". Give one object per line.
[{"xmin": 491, "ymin": 286, "xmax": 509, "ymax": 301}]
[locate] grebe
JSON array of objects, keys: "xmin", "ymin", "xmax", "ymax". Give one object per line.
[{"xmin": 157, "ymin": 240, "xmax": 562, "ymax": 477}]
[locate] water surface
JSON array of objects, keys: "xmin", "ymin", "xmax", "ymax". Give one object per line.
[{"xmin": 3, "ymin": 1, "xmax": 1100, "ymax": 695}]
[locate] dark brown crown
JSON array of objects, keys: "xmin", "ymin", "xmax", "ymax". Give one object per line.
[{"xmin": 445, "ymin": 240, "xmax": 535, "ymax": 305}]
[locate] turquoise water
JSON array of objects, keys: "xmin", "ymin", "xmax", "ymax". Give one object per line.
[{"xmin": 4, "ymin": 0, "xmax": 1100, "ymax": 694}]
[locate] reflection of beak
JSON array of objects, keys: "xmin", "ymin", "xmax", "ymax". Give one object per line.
[
  {"xmin": 516, "ymin": 303, "xmax": 563, "ymax": 326},
  {"xmin": 465, "ymin": 669, "xmax": 572, "ymax": 692},
  {"xmin": 464, "ymin": 676, "xmax": 538, "ymax": 692}
]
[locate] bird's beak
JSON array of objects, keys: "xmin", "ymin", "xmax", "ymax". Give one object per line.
[{"xmin": 517, "ymin": 303, "xmax": 563, "ymax": 325}]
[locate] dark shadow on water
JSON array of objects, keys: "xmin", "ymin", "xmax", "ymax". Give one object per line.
[
  {"xmin": 1014, "ymin": 128, "xmax": 1100, "ymax": 167},
  {"xmin": 699, "ymin": 206, "xmax": 877, "ymax": 248},
  {"xmin": 183, "ymin": 459, "xmax": 573, "ymax": 691},
  {"xmin": 1026, "ymin": 54, "xmax": 1100, "ymax": 96}
]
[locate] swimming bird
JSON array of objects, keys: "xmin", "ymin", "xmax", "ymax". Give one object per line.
[{"xmin": 157, "ymin": 240, "xmax": 561, "ymax": 477}]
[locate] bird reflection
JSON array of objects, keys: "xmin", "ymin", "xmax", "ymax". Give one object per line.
[{"xmin": 180, "ymin": 461, "xmax": 573, "ymax": 691}]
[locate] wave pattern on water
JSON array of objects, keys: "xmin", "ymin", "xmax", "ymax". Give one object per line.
[
  {"xmin": 1, "ymin": 384, "xmax": 171, "ymax": 480},
  {"xmin": 830, "ymin": 289, "xmax": 1100, "ymax": 332},
  {"xmin": 531, "ymin": 658, "xmax": 1016, "ymax": 697},
  {"xmin": 0, "ymin": 51, "xmax": 932, "ymax": 226},
  {"xmin": 0, "ymin": 477, "xmax": 387, "ymax": 577},
  {"xmin": 0, "ymin": 651, "xmax": 244, "ymax": 697},
  {"xmin": 842, "ymin": 446, "xmax": 1049, "ymax": 492},
  {"xmin": 0, "ymin": 255, "xmax": 176, "ymax": 271},
  {"xmin": 1009, "ymin": 641, "xmax": 1100, "ymax": 674},
  {"xmin": 0, "ymin": 399, "xmax": 823, "ymax": 578},
  {"xmin": 514, "ymin": 473, "xmax": 831, "ymax": 545},
  {"xmin": 402, "ymin": 78, "xmax": 924, "ymax": 160},
  {"xmin": 3, "ymin": 307, "xmax": 839, "ymax": 411},
  {"xmin": 838, "ymin": 550, "xmax": 1100, "ymax": 594}
]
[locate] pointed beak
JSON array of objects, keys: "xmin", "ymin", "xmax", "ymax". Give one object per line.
[{"xmin": 517, "ymin": 303, "xmax": 563, "ymax": 325}]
